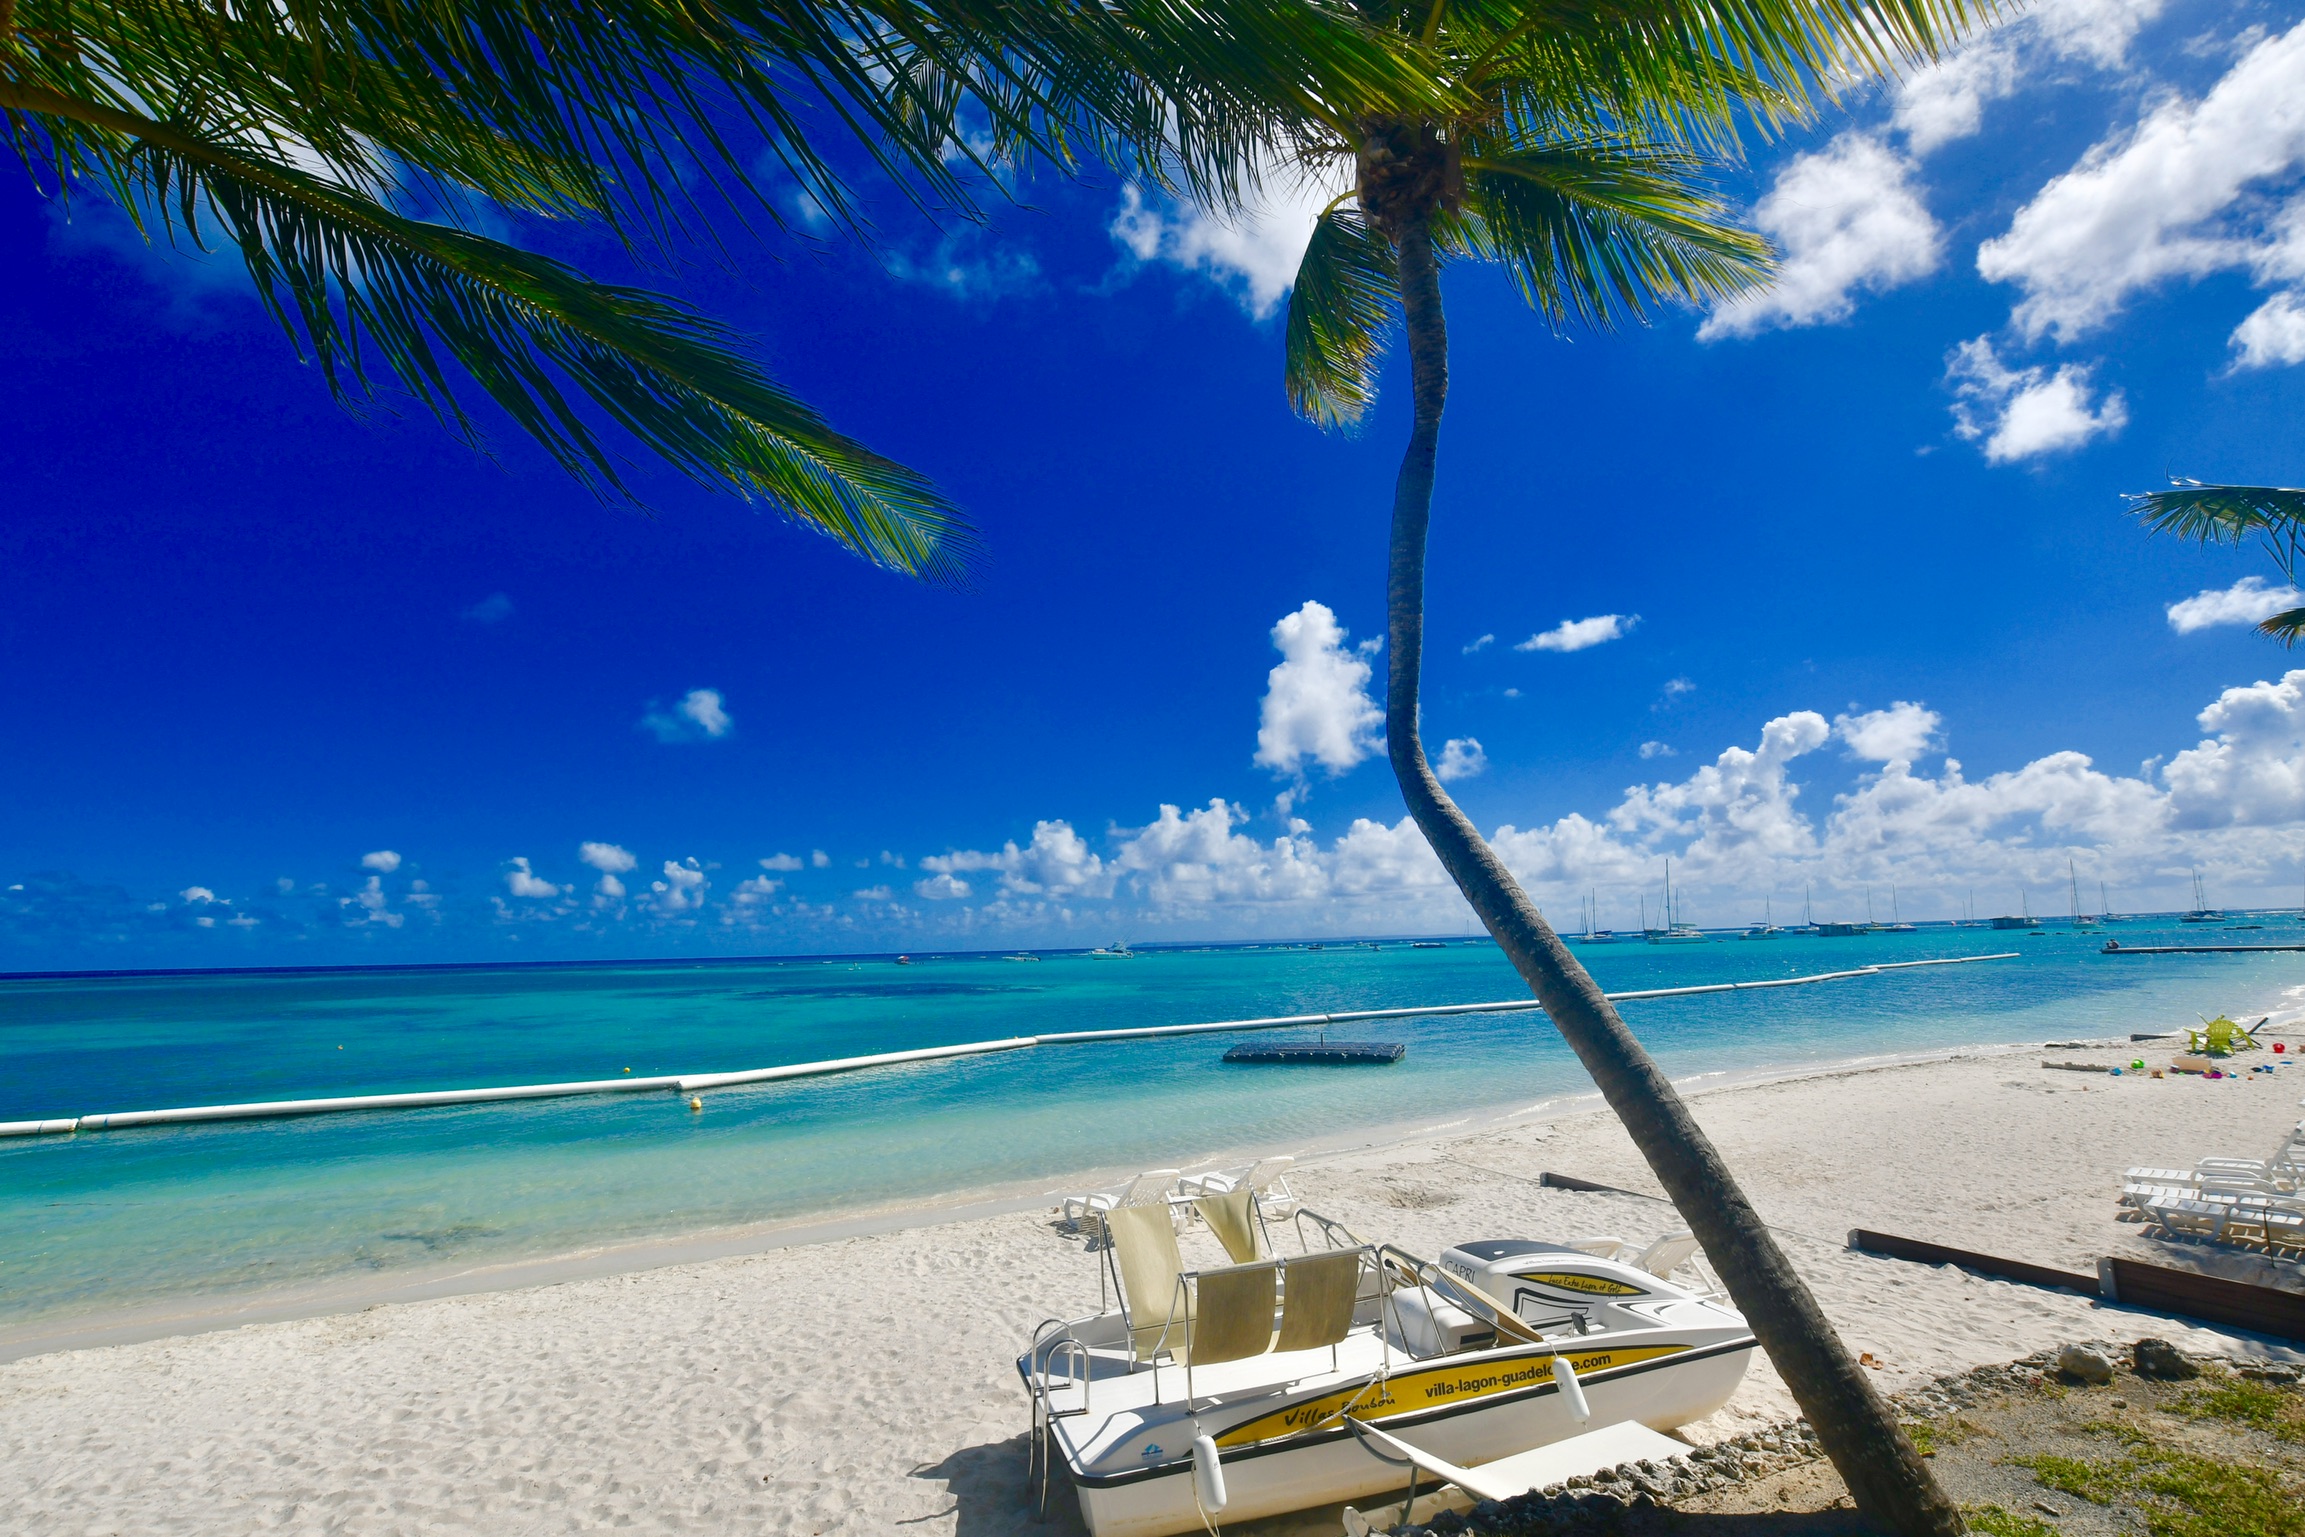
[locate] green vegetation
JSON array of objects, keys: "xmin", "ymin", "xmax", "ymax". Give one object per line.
[
  {"xmin": 2008, "ymin": 1424, "xmax": 2305, "ymax": 1537},
  {"xmin": 1906, "ymin": 1416, "xmax": 1986, "ymax": 1458},
  {"xmin": 2177, "ymin": 1377, "xmax": 2305, "ymax": 1443},
  {"xmin": 1963, "ymin": 1507, "xmax": 2060, "ymax": 1537}
]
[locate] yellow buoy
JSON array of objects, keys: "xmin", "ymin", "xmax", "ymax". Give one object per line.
[{"xmin": 689, "ymin": 1097, "xmax": 703, "ymax": 1112}]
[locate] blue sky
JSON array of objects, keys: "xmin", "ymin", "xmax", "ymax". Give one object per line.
[{"xmin": 12, "ymin": 0, "xmax": 2305, "ymax": 963}]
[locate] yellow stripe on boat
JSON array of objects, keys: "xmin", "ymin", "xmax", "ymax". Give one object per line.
[
  {"xmin": 1214, "ymin": 1344, "xmax": 1691, "ymax": 1448},
  {"xmin": 1508, "ymin": 1271, "xmax": 1647, "ymax": 1297}
]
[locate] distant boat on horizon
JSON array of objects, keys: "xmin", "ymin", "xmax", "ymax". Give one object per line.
[
  {"xmin": 1647, "ymin": 859, "xmax": 1709, "ymax": 944},
  {"xmin": 2182, "ymin": 868, "xmax": 2226, "ymax": 924}
]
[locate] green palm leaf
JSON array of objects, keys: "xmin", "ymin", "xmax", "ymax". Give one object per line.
[
  {"xmin": 1456, "ymin": 139, "xmax": 1772, "ymax": 329},
  {"xmin": 2126, "ymin": 480, "xmax": 2305, "ymax": 545},
  {"xmin": 46, "ymin": 88, "xmax": 976, "ymax": 580},
  {"xmin": 1285, "ymin": 207, "xmax": 1398, "ymax": 428}
]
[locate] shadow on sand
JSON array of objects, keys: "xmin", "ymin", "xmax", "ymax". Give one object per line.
[{"xmin": 912, "ymin": 1434, "xmax": 1890, "ymax": 1537}]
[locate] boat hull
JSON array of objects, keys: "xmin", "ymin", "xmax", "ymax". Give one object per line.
[{"xmin": 1065, "ymin": 1337, "xmax": 1752, "ymax": 1537}]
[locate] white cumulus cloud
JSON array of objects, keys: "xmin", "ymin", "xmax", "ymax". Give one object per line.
[
  {"xmin": 1700, "ymin": 135, "xmax": 1942, "ymax": 338},
  {"xmin": 1835, "ymin": 702, "xmax": 1943, "ymax": 765},
  {"xmin": 1946, "ymin": 337, "xmax": 2127, "ymax": 462},
  {"xmin": 359, "ymin": 849, "xmax": 401, "ymax": 873},
  {"xmin": 1517, "ymin": 614, "xmax": 1638, "ymax": 653},
  {"xmin": 579, "ymin": 842, "xmax": 636, "ymax": 874},
  {"xmin": 503, "ymin": 858, "xmax": 560, "ymax": 899},
  {"xmin": 1893, "ymin": 0, "xmax": 2168, "ymax": 154},
  {"xmin": 641, "ymin": 687, "xmax": 733, "ymax": 743},
  {"xmin": 914, "ymin": 873, "xmax": 972, "ymax": 900},
  {"xmin": 2167, "ymin": 575, "xmax": 2305, "ymax": 633},
  {"xmin": 1977, "ymin": 22, "xmax": 2305, "ymax": 341},
  {"xmin": 759, "ymin": 853, "xmax": 805, "ymax": 872},
  {"xmin": 578, "ymin": 841, "xmax": 637, "ymax": 903},
  {"xmin": 1109, "ymin": 160, "xmax": 1352, "ymax": 319},
  {"xmin": 649, "ymin": 858, "xmax": 708, "ymax": 915},
  {"xmin": 1437, "ymin": 737, "xmax": 1489, "ymax": 782},
  {"xmin": 1254, "ymin": 601, "xmax": 1383, "ymax": 778},
  {"xmin": 2231, "ymin": 291, "xmax": 2305, "ymax": 368}
]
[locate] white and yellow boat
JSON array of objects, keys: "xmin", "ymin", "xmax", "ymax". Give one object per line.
[{"xmin": 1020, "ymin": 1199, "xmax": 1754, "ymax": 1537}]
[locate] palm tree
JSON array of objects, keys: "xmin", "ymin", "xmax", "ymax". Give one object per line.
[
  {"xmin": 2130, "ymin": 480, "xmax": 2305, "ymax": 641},
  {"xmin": 0, "ymin": 0, "xmax": 1425, "ymax": 582},
  {"xmin": 1270, "ymin": 4, "xmax": 1971, "ymax": 1532}
]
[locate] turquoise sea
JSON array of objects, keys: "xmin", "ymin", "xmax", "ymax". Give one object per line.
[{"xmin": 4, "ymin": 923, "xmax": 2302, "ymax": 1343}]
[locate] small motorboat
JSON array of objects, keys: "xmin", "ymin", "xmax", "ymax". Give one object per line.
[{"xmin": 1021, "ymin": 1202, "xmax": 1753, "ymax": 1537}]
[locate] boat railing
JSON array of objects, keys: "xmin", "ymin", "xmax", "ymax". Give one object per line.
[
  {"xmin": 1374, "ymin": 1243, "xmax": 1554, "ymax": 1359},
  {"xmin": 1027, "ymin": 1318, "xmax": 1096, "ymax": 1518},
  {"xmin": 1291, "ymin": 1205, "xmax": 1369, "ymax": 1254}
]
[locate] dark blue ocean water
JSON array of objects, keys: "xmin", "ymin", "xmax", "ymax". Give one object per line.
[{"xmin": 4, "ymin": 924, "xmax": 2299, "ymax": 1335}]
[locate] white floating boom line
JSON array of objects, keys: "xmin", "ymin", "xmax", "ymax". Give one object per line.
[{"xmin": 0, "ymin": 955, "xmax": 2016, "ymax": 1139}]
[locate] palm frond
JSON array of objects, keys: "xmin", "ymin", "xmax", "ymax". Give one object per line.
[
  {"xmin": 1456, "ymin": 138, "xmax": 1771, "ymax": 329},
  {"xmin": 54, "ymin": 93, "xmax": 978, "ymax": 582},
  {"xmin": 2261, "ymin": 607, "xmax": 2305, "ymax": 646},
  {"xmin": 2125, "ymin": 480, "xmax": 2305, "ymax": 545},
  {"xmin": 1285, "ymin": 205, "xmax": 1398, "ymax": 428}
]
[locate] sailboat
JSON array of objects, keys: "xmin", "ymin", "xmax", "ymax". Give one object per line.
[
  {"xmin": 2181, "ymin": 869, "xmax": 2226, "ymax": 924},
  {"xmin": 1647, "ymin": 860, "xmax": 1708, "ymax": 944},
  {"xmin": 2069, "ymin": 860, "xmax": 2098, "ymax": 928},
  {"xmin": 1739, "ymin": 898, "xmax": 1781, "ymax": 940},
  {"xmin": 1878, "ymin": 886, "xmax": 1915, "ymax": 934},
  {"xmin": 1574, "ymin": 890, "xmax": 1621, "ymax": 945},
  {"xmin": 2100, "ymin": 880, "xmax": 2131, "ymax": 923}
]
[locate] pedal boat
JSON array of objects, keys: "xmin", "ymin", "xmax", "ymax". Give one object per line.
[{"xmin": 1020, "ymin": 1204, "xmax": 1754, "ymax": 1537}]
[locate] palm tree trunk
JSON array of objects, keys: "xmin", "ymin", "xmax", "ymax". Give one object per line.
[{"xmin": 1384, "ymin": 212, "xmax": 1965, "ymax": 1537}]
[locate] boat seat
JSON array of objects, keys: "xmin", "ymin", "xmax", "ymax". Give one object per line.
[
  {"xmin": 1106, "ymin": 1202, "xmax": 1189, "ymax": 1360},
  {"xmin": 1274, "ymin": 1247, "xmax": 1361, "ymax": 1354},
  {"xmin": 1178, "ymin": 1260, "xmax": 1279, "ymax": 1366},
  {"xmin": 1193, "ymin": 1187, "xmax": 1268, "ymax": 1263}
]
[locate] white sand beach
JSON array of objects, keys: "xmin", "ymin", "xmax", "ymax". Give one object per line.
[{"xmin": 4, "ymin": 1040, "xmax": 2303, "ymax": 1535}]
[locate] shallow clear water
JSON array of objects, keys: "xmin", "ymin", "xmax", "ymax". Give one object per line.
[{"xmin": 4, "ymin": 924, "xmax": 2301, "ymax": 1335}]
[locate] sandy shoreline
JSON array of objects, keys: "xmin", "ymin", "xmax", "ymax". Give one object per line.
[
  {"xmin": 5, "ymin": 1033, "xmax": 2305, "ymax": 1534},
  {"xmin": 0, "ymin": 1031, "xmax": 2182, "ymax": 1364}
]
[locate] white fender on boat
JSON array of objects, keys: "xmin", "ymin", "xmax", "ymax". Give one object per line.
[
  {"xmin": 1554, "ymin": 1354, "xmax": 1592, "ymax": 1424},
  {"xmin": 1191, "ymin": 1434, "xmax": 1227, "ymax": 1513}
]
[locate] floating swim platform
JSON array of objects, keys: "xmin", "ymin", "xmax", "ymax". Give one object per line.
[{"xmin": 1222, "ymin": 1039, "xmax": 1405, "ymax": 1065}]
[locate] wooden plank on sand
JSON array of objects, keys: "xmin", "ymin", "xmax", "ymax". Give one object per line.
[
  {"xmin": 2099, "ymin": 1257, "xmax": 2305, "ymax": 1342},
  {"xmin": 1847, "ymin": 1230, "xmax": 2100, "ymax": 1294}
]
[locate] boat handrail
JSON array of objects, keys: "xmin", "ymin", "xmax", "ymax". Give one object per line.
[
  {"xmin": 1027, "ymin": 1320, "xmax": 1095, "ymax": 1518},
  {"xmin": 1291, "ymin": 1205, "xmax": 1369, "ymax": 1254},
  {"xmin": 1374, "ymin": 1243, "xmax": 1550, "ymax": 1354}
]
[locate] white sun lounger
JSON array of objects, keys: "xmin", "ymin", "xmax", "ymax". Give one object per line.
[
  {"xmin": 1060, "ymin": 1168, "xmax": 1181, "ymax": 1230},
  {"xmin": 1178, "ymin": 1155, "xmax": 1300, "ymax": 1218},
  {"xmin": 1564, "ymin": 1231, "xmax": 1699, "ymax": 1278}
]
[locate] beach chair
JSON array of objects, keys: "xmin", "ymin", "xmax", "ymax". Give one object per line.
[
  {"xmin": 1193, "ymin": 1186, "xmax": 1271, "ymax": 1264},
  {"xmin": 1060, "ymin": 1167, "xmax": 1181, "ymax": 1231},
  {"xmin": 1181, "ymin": 1155, "xmax": 1301, "ymax": 1219},
  {"xmin": 1629, "ymin": 1231, "xmax": 1701, "ymax": 1278},
  {"xmin": 1566, "ymin": 1235, "xmax": 1631, "ymax": 1259},
  {"xmin": 2121, "ymin": 1178, "xmax": 2196, "ymax": 1217},
  {"xmin": 2145, "ymin": 1196, "xmax": 2240, "ymax": 1243},
  {"xmin": 2185, "ymin": 1016, "xmax": 2262, "ymax": 1056}
]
